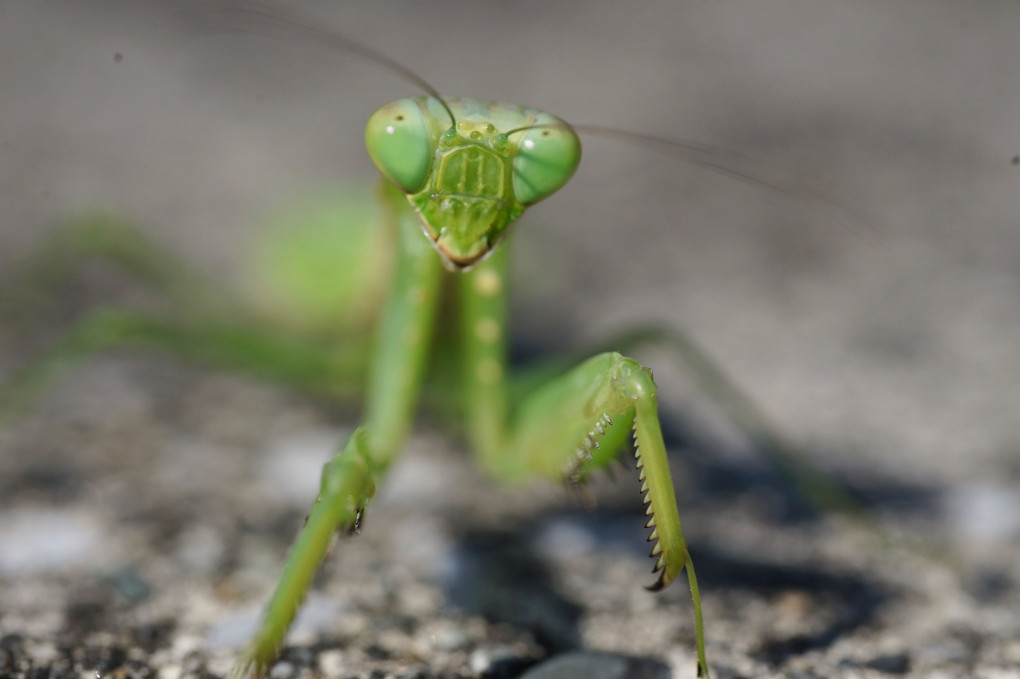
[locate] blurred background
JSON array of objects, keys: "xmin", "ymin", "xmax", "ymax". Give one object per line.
[{"xmin": 1, "ymin": 1, "xmax": 1018, "ymax": 678}]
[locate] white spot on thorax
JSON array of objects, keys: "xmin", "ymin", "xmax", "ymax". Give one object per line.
[
  {"xmin": 475, "ymin": 318, "xmax": 501, "ymax": 343},
  {"xmin": 476, "ymin": 359, "xmax": 501, "ymax": 384},
  {"xmin": 473, "ymin": 270, "xmax": 502, "ymax": 297}
]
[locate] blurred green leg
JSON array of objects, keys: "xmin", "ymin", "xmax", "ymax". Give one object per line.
[
  {"xmin": 0, "ymin": 308, "xmax": 364, "ymax": 429},
  {"xmin": 231, "ymin": 183, "xmax": 442, "ymax": 679},
  {"xmin": 604, "ymin": 325, "xmax": 860, "ymax": 516},
  {"xmin": 3, "ymin": 212, "xmax": 246, "ymax": 321},
  {"xmin": 509, "ymin": 323, "xmax": 859, "ymax": 516}
]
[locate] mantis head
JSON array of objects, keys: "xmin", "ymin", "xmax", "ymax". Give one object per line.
[{"xmin": 366, "ymin": 96, "xmax": 581, "ymax": 270}]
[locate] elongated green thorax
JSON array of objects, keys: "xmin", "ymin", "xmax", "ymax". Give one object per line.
[{"xmin": 365, "ymin": 97, "xmax": 581, "ymax": 270}]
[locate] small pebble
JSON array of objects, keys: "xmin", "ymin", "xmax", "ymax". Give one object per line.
[
  {"xmin": 158, "ymin": 665, "xmax": 182, "ymax": 679},
  {"xmin": 469, "ymin": 644, "xmax": 525, "ymax": 676},
  {"xmin": 269, "ymin": 660, "xmax": 295, "ymax": 679},
  {"xmin": 317, "ymin": 650, "xmax": 345, "ymax": 678}
]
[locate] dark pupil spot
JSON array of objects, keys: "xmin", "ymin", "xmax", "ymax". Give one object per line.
[
  {"xmin": 542, "ymin": 131, "xmax": 550, "ymax": 136},
  {"xmin": 396, "ymin": 115, "xmax": 405, "ymax": 121}
]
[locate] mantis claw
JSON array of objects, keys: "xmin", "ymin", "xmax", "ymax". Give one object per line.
[{"xmin": 347, "ymin": 507, "xmax": 366, "ymax": 535}]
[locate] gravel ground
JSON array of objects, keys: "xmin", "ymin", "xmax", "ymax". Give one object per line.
[{"xmin": 2, "ymin": 2, "xmax": 1019, "ymax": 679}]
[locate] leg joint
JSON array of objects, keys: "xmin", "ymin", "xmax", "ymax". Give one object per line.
[{"xmin": 320, "ymin": 427, "xmax": 377, "ymax": 502}]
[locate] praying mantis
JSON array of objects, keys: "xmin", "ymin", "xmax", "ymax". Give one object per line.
[
  {"xmin": 0, "ymin": 6, "xmax": 874, "ymax": 679},
  {"xmin": 234, "ymin": 78, "xmax": 721, "ymax": 673}
]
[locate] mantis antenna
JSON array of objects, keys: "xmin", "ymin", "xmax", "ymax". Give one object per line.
[
  {"xmin": 196, "ymin": 2, "xmax": 877, "ymax": 236},
  {"xmin": 198, "ymin": 2, "xmax": 458, "ymax": 128},
  {"xmin": 573, "ymin": 124, "xmax": 880, "ymax": 238}
]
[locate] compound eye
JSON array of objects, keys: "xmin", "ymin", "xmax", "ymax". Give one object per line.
[
  {"xmin": 365, "ymin": 99, "xmax": 433, "ymax": 193},
  {"xmin": 512, "ymin": 124, "xmax": 582, "ymax": 205}
]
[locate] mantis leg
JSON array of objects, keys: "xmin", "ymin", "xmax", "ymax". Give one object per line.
[
  {"xmin": 509, "ymin": 325, "xmax": 859, "ymax": 516},
  {"xmin": 2, "ymin": 212, "xmax": 245, "ymax": 321},
  {"xmin": 232, "ymin": 183, "xmax": 443, "ymax": 679},
  {"xmin": 0, "ymin": 308, "xmax": 367, "ymax": 429},
  {"xmin": 1, "ymin": 194, "xmax": 393, "ymax": 427},
  {"xmin": 608, "ymin": 326, "xmax": 859, "ymax": 516},
  {"xmin": 458, "ymin": 262, "xmax": 711, "ymax": 679}
]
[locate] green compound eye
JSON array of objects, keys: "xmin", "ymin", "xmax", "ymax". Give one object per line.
[
  {"xmin": 365, "ymin": 99, "xmax": 434, "ymax": 193},
  {"xmin": 512, "ymin": 124, "xmax": 582, "ymax": 205}
]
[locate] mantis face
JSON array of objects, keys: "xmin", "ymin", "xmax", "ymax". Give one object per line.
[{"xmin": 365, "ymin": 96, "xmax": 581, "ymax": 270}]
